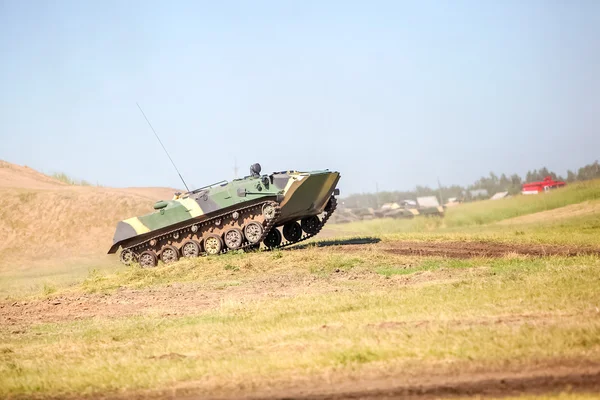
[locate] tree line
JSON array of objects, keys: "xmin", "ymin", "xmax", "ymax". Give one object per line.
[{"xmin": 343, "ymin": 161, "xmax": 600, "ymax": 209}]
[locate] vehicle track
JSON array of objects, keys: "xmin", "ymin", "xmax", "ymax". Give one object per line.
[
  {"xmin": 105, "ymin": 365, "xmax": 600, "ymax": 400},
  {"xmin": 336, "ymin": 240, "xmax": 600, "ymax": 258},
  {"xmin": 242, "ymin": 368, "xmax": 600, "ymax": 400}
]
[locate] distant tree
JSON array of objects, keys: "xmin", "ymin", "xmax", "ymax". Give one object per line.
[
  {"xmin": 526, "ymin": 170, "xmax": 535, "ymax": 182},
  {"xmin": 499, "ymin": 173, "xmax": 510, "ymax": 187},
  {"xmin": 507, "ymin": 173, "xmax": 522, "ymax": 195},
  {"xmin": 510, "ymin": 174, "xmax": 522, "ymax": 185},
  {"xmin": 577, "ymin": 161, "xmax": 600, "ymax": 181},
  {"xmin": 538, "ymin": 167, "xmax": 550, "ymax": 179},
  {"xmin": 489, "ymin": 172, "xmax": 499, "ymax": 185},
  {"xmin": 442, "ymin": 185, "xmax": 466, "ymax": 201},
  {"xmin": 414, "ymin": 185, "xmax": 436, "ymax": 197},
  {"xmin": 524, "ymin": 167, "xmax": 562, "ymax": 183}
]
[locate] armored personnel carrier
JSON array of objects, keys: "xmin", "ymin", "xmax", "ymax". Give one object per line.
[{"xmin": 108, "ymin": 164, "xmax": 340, "ymax": 267}]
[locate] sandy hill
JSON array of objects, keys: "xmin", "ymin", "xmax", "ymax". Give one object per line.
[
  {"xmin": 0, "ymin": 160, "xmax": 179, "ymax": 266},
  {"xmin": 0, "ymin": 160, "xmax": 67, "ymax": 189}
]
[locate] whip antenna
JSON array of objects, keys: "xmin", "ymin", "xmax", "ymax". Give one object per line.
[{"xmin": 136, "ymin": 102, "xmax": 190, "ymax": 192}]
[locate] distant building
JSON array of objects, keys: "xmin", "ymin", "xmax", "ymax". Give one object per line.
[
  {"xmin": 469, "ymin": 189, "xmax": 489, "ymax": 199},
  {"xmin": 522, "ymin": 176, "xmax": 566, "ymax": 195},
  {"xmin": 416, "ymin": 196, "xmax": 440, "ymax": 208},
  {"xmin": 490, "ymin": 191, "xmax": 510, "ymax": 200}
]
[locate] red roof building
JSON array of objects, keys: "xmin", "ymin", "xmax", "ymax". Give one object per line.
[{"xmin": 522, "ymin": 176, "xmax": 566, "ymax": 194}]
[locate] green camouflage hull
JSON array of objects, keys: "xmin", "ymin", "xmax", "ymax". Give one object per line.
[{"xmin": 109, "ymin": 169, "xmax": 340, "ymax": 258}]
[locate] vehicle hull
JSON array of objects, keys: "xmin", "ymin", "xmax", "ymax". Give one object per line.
[{"xmin": 108, "ymin": 169, "xmax": 340, "ymax": 257}]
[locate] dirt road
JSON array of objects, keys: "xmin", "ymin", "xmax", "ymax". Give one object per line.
[{"xmin": 309, "ymin": 238, "xmax": 600, "ymax": 258}]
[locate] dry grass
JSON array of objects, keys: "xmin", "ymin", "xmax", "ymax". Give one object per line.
[
  {"xmin": 1, "ymin": 161, "xmax": 600, "ymax": 398},
  {"xmin": 0, "ymin": 160, "xmax": 66, "ymax": 189},
  {"xmin": 444, "ymin": 179, "xmax": 600, "ymax": 226},
  {"xmin": 0, "ymin": 187, "xmax": 154, "ymax": 266},
  {"xmin": 498, "ymin": 199, "xmax": 600, "ymax": 225},
  {"xmin": 330, "ymin": 179, "xmax": 600, "ymax": 237},
  {"xmin": 0, "ymin": 256, "xmax": 122, "ymax": 298},
  {"xmin": 0, "ymin": 160, "xmax": 177, "ymax": 270},
  {"xmin": 1, "ymin": 254, "xmax": 600, "ymax": 398},
  {"xmin": 462, "ymin": 395, "xmax": 600, "ymax": 400},
  {"xmin": 327, "ymin": 201, "xmax": 600, "ymax": 248}
]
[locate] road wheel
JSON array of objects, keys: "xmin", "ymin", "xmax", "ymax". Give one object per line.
[
  {"xmin": 283, "ymin": 221, "xmax": 302, "ymax": 242},
  {"xmin": 204, "ymin": 234, "xmax": 223, "ymax": 255},
  {"xmin": 161, "ymin": 245, "xmax": 179, "ymax": 264},
  {"xmin": 119, "ymin": 249, "xmax": 134, "ymax": 265},
  {"xmin": 301, "ymin": 216, "xmax": 320, "ymax": 235},
  {"xmin": 224, "ymin": 228, "xmax": 244, "ymax": 250},
  {"xmin": 181, "ymin": 240, "xmax": 201, "ymax": 257},
  {"xmin": 139, "ymin": 251, "xmax": 158, "ymax": 268},
  {"xmin": 244, "ymin": 222, "xmax": 264, "ymax": 244},
  {"xmin": 262, "ymin": 203, "xmax": 277, "ymax": 221},
  {"xmin": 263, "ymin": 228, "xmax": 282, "ymax": 248}
]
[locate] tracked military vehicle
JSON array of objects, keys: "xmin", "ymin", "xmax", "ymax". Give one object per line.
[{"xmin": 108, "ymin": 163, "xmax": 340, "ymax": 267}]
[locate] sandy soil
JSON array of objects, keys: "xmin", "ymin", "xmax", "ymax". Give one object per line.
[
  {"xmin": 228, "ymin": 367, "xmax": 600, "ymax": 400},
  {"xmin": 313, "ymin": 238, "xmax": 600, "ymax": 258},
  {"xmin": 0, "ymin": 160, "xmax": 177, "ymax": 196},
  {"xmin": 0, "ymin": 160, "xmax": 177, "ymax": 264},
  {"xmin": 0, "ymin": 279, "xmax": 328, "ymax": 327},
  {"xmin": 376, "ymin": 240, "xmax": 600, "ymax": 258},
  {"xmin": 0, "ymin": 160, "xmax": 67, "ymax": 189}
]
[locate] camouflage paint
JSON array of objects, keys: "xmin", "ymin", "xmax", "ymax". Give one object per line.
[{"xmin": 108, "ymin": 169, "xmax": 340, "ymax": 253}]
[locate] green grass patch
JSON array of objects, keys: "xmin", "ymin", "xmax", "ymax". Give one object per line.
[
  {"xmin": 223, "ymin": 263, "xmax": 239, "ymax": 271},
  {"xmin": 50, "ymin": 172, "xmax": 92, "ymax": 186},
  {"xmin": 376, "ymin": 258, "xmax": 475, "ymax": 277},
  {"xmin": 376, "ymin": 266, "xmax": 419, "ymax": 276},
  {"xmin": 41, "ymin": 282, "xmax": 57, "ymax": 297}
]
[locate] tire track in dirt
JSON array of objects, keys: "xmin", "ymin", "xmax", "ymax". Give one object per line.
[
  {"xmin": 268, "ymin": 369, "xmax": 600, "ymax": 400},
  {"xmin": 119, "ymin": 366, "xmax": 600, "ymax": 400},
  {"xmin": 355, "ymin": 240, "xmax": 600, "ymax": 258},
  {"xmin": 0, "ymin": 277, "xmax": 350, "ymax": 327}
]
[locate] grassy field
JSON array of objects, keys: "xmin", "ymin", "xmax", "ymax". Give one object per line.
[
  {"xmin": 0, "ymin": 256, "xmax": 122, "ymax": 298},
  {"xmin": 2, "ymin": 253, "xmax": 600, "ymax": 398},
  {"xmin": 330, "ymin": 180, "xmax": 600, "ymax": 246},
  {"xmin": 1, "ymin": 182, "xmax": 600, "ymax": 399},
  {"xmin": 328, "ymin": 207, "xmax": 600, "ymax": 247},
  {"xmin": 444, "ymin": 179, "xmax": 600, "ymax": 226}
]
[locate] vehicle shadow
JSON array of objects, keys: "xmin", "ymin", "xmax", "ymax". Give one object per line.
[{"xmin": 286, "ymin": 236, "xmax": 381, "ymax": 250}]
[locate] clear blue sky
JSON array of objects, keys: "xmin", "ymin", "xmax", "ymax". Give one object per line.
[{"xmin": 1, "ymin": 0, "xmax": 598, "ymax": 194}]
